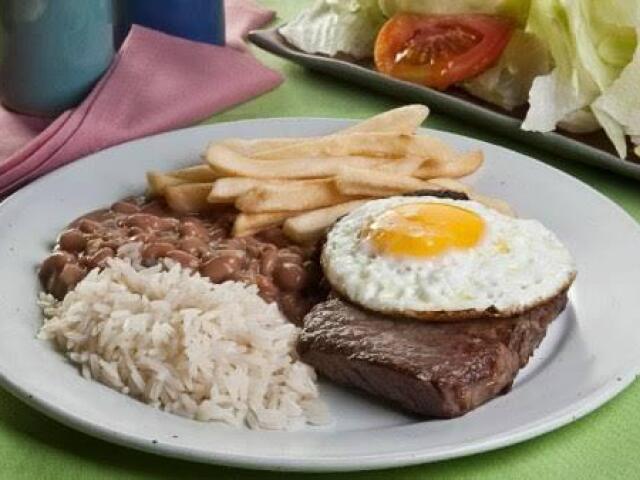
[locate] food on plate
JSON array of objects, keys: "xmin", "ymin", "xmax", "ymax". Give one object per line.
[
  {"xmin": 299, "ymin": 190, "xmax": 576, "ymax": 417},
  {"xmin": 39, "ymin": 259, "xmax": 327, "ymax": 430},
  {"xmin": 280, "ymin": 0, "xmax": 640, "ymax": 159},
  {"xmin": 147, "ymin": 106, "xmax": 499, "ymax": 243},
  {"xmin": 147, "ymin": 165, "xmax": 219, "ymax": 196},
  {"xmin": 38, "ymin": 198, "xmax": 327, "ymax": 430},
  {"xmin": 283, "ymin": 200, "xmax": 369, "ymax": 245},
  {"xmin": 233, "ymin": 211, "xmax": 299, "ymax": 237},
  {"xmin": 219, "ymin": 103, "xmax": 430, "ymax": 155},
  {"xmin": 298, "ymin": 292, "xmax": 567, "ymax": 418},
  {"xmin": 235, "ymin": 179, "xmax": 356, "ymax": 213},
  {"xmin": 164, "ymin": 182, "xmax": 215, "ymax": 214},
  {"xmin": 38, "ymin": 107, "xmax": 569, "ymax": 427},
  {"xmin": 38, "ymin": 198, "xmax": 324, "ymax": 325},
  {"xmin": 374, "ymin": 13, "xmax": 514, "ymax": 90},
  {"xmin": 322, "ymin": 196, "xmax": 576, "ymax": 320}
]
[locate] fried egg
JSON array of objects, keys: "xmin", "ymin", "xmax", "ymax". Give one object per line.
[{"xmin": 322, "ymin": 196, "xmax": 576, "ymax": 319}]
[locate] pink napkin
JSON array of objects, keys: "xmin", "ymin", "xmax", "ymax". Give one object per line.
[{"xmin": 0, "ymin": 0, "xmax": 282, "ymax": 196}]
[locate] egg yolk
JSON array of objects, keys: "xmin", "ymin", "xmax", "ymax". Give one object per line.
[{"xmin": 362, "ymin": 203, "xmax": 485, "ymax": 257}]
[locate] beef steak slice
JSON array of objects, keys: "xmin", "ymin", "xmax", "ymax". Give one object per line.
[{"xmin": 298, "ymin": 291, "xmax": 569, "ymax": 418}]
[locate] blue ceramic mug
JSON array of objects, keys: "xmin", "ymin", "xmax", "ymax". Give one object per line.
[
  {"xmin": 0, "ymin": 0, "xmax": 117, "ymax": 116},
  {"xmin": 117, "ymin": 0, "xmax": 225, "ymax": 46}
]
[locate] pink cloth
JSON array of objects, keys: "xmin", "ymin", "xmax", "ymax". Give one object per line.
[
  {"xmin": 0, "ymin": 0, "xmax": 281, "ymax": 196},
  {"xmin": 225, "ymin": 0, "xmax": 276, "ymax": 51}
]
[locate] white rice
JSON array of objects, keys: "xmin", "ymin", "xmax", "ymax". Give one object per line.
[{"xmin": 38, "ymin": 252, "xmax": 328, "ymax": 430}]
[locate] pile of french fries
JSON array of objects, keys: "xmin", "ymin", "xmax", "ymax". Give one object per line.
[{"xmin": 147, "ymin": 105, "xmax": 513, "ymax": 243}]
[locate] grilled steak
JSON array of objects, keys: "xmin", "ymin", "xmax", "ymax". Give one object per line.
[{"xmin": 298, "ymin": 291, "xmax": 568, "ymax": 418}]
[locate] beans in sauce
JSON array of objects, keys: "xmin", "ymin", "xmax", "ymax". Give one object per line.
[{"xmin": 39, "ymin": 197, "xmax": 326, "ymax": 324}]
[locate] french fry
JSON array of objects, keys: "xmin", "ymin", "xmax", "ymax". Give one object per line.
[
  {"xmin": 168, "ymin": 164, "xmax": 219, "ymax": 182},
  {"xmin": 252, "ymin": 133, "xmax": 410, "ymax": 160},
  {"xmin": 376, "ymin": 156, "xmax": 425, "ymax": 175},
  {"xmin": 218, "ymin": 104, "xmax": 430, "ymax": 156},
  {"xmin": 221, "ymin": 138, "xmax": 303, "ymax": 156},
  {"xmin": 414, "ymin": 150, "xmax": 484, "ymax": 179},
  {"xmin": 164, "ymin": 183, "xmax": 213, "ymax": 214},
  {"xmin": 343, "ymin": 105, "xmax": 429, "ymax": 135},
  {"xmin": 236, "ymin": 179, "xmax": 357, "ymax": 213},
  {"xmin": 335, "ymin": 167, "xmax": 440, "ymax": 197},
  {"xmin": 146, "ymin": 172, "xmax": 187, "ymax": 197},
  {"xmin": 233, "ymin": 212, "xmax": 297, "ymax": 237},
  {"xmin": 208, "ymin": 178, "xmax": 284, "ymax": 203},
  {"xmin": 283, "ymin": 200, "xmax": 368, "ymax": 244},
  {"xmin": 206, "ymin": 144, "xmax": 390, "ymax": 179},
  {"xmin": 250, "ymin": 133, "xmax": 454, "ymax": 164}
]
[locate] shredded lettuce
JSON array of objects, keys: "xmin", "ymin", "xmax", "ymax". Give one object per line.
[
  {"xmin": 592, "ymin": 38, "xmax": 640, "ymax": 158},
  {"xmin": 281, "ymin": 0, "xmax": 640, "ymax": 158},
  {"xmin": 462, "ymin": 30, "xmax": 551, "ymax": 110},
  {"xmin": 279, "ymin": 0, "xmax": 385, "ymax": 59},
  {"xmin": 379, "ymin": 0, "xmax": 532, "ymax": 25},
  {"xmin": 522, "ymin": 0, "xmax": 639, "ymax": 158}
]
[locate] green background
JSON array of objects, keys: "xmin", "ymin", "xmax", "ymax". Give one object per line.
[{"xmin": 2, "ymin": 1, "xmax": 639, "ymax": 478}]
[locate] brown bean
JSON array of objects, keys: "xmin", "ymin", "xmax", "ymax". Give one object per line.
[
  {"xmin": 179, "ymin": 218, "xmax": 209, "ymax": 240},
  {"xmin": 260, "ymin": 248, "xmax": 278, "ymax": 276},
  {"xmin": 208, "ymin": 227, "xmax": 227, "ymax": 242},
  {"xmin": 216, "ymin": 238, "xmax": 246, "ymax": 251},
  {"xmin": 101, "ymin": 239, "xmax": 123, "ymax": 251},
  {"xmin": 156, "ymin": 217, "xmax": 180, "ymax": 231},
  {"xmin": 128, "ymin": 231, "xmax": 156, "ymax": 244},
  {"xmin": 246, "ymin": 243, "xmax": 263, "ymax": 258},
  {"xmin": 85, "ymin": 238, "xmax": 104, "ymax": 254},
  {"xmin": 211, "ymin": 249, "xmax": 246, "ymax": 260},
  {"xmin": 39, "ymin": 252, "xmax": 76, "ymax": 291},
  {"xmin": 123, "ymin": 213, "xmax": 159, "ymax": 230},
  {"xmin": 58, "ymin": 229, "xmax": 87, "ymax": 253},
  {"xmin": 200, "ymin": 256, "xmax": 242, "ymax": 283},
  {"xmin": 141, "ymin": 242, "xmax": 175, "ymax": 266},
  {"xmin": 84, "ymin": 247, "xmax": 115, "ymax": 269},
  {"xmin": 111, "ymin": 201, "xmax": 141, "ymax": 214},
  {"xmin": 178, "ymin": 236, "xmax": 209, "ymax": 256},
  {"xmin": 255, "ymin": 274, "xmax": 279, "ymax": 302},
  {"xmin": 78, "ymin": 218, "xmax": 102, "ymax": 234},
  {"xmin": 166, "ymin": 250, "xmax": 200, "ymax": 270},
  {"xmin": 274, "ymin": 262, "xmax": 308, "ymax": 292},
  {"xmin": 55, "ymin": 263, "xmax": 86, "ymax": 296},
  {"xmin": 247, "ymin": 258, "xmax": 261, "ymax": 274},
  {"xmin": 277, "ymin": 250, "xmax": 303, "ymax": 265}
]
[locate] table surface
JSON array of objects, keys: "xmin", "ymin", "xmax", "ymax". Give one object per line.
[{"xmin": 2, "ymin": 1, "xmax": 640, "ymax": 478}]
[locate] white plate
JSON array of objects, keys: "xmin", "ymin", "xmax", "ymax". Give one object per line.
[{"xmin": 1, "ymin": 118, "xmax": 639, "ymax": 472}]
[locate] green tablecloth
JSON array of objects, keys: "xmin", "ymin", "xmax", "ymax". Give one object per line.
[{"xmin": 2, "ymin": 1, "xmax": 639, "ymax": 478}]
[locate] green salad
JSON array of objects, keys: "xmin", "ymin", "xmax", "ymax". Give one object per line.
[{"xmin": 280, "ymin": 0, "xmax": 640, "ymax": 159}]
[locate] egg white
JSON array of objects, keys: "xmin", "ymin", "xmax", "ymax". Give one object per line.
[{"xmin": 322, "ymin": 196, "xmax": 576, "ymax": 317}]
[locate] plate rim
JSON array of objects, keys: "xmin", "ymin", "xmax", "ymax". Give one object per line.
[{"xmin": 1, "ymin": 117, "xmax": 640, "ymax": 472}]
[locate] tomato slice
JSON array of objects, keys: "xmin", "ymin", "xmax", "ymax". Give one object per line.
[{"xmin": 374, "ymin": 14, "xmax": 514, "ymax": 90}]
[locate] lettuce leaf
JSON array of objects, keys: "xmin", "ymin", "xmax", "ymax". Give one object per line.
[
  {"xmin": 462, "ymin": 30, "xmax": 551, "ymax": 110},
  {"xmin": 592, "ymin": 37, "xmax": 640, "ymax": 158},
  {"xmin": 378, "ymin": 0, "xmax": 532, "ymax": 25},
  {"xmin": 522, "ymin": 0, "xmax": 639, "ymax": 158},
  {"xmin": 279, "ymin": 0, "xmax": 385, "ymax": 59}
]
